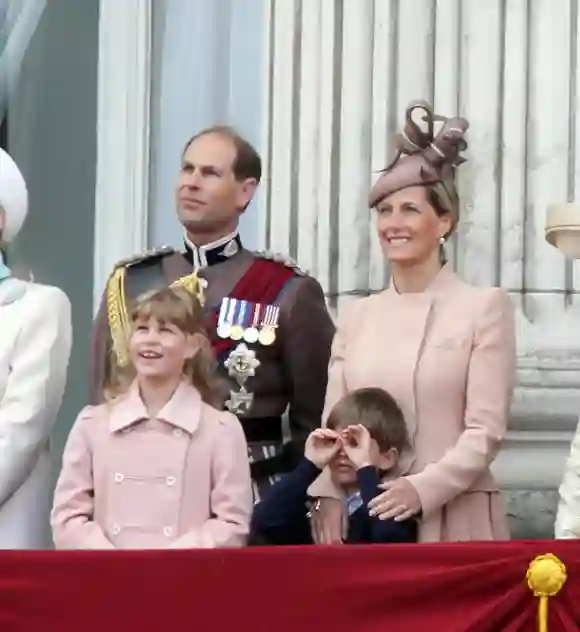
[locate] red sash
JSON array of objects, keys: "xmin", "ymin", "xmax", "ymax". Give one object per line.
[{"xmin": 208, "ymin": 258, "xmax": 296, "ymax": 358}]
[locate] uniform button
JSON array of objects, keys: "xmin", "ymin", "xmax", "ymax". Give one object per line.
[
  {"xmin": 173, "ymin": 429, "xmax": 183, "ymax": 438},
  {"xmin": 112, "ymin": 524, "xmax": 121, "ymax": 535},
  {"xmin": 165, "ymin": 476, "xmax": 176, "ymax": 486},
  {"xmin": 114, "ymin": 472, "xmax": 124, "ymax": 483},
  {"xmin": 163, "ymin": 526, "xmax": 173, "ymax": 537}
]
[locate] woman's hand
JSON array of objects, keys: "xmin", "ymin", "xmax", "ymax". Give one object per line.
[
  {"xmin": 310, "ymin": 497, "xmax": 347, "ymax": 544},
  {"xmin": 368, "ymin": 478, "xmax": 421, "ymax": 522}
]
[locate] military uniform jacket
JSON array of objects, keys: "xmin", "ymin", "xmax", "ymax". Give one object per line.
[{"xmin": 89, "ymin": 234, "xmax": 336, "ymax": 484}]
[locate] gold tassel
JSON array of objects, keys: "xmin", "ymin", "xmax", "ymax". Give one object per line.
[
  {"xmin": 106, "ymin": 266, "xmax": 131, "ymax": 367},
  {"xmin": 526, "ymin": 553, "xmax": 567, "ymax": 632}
]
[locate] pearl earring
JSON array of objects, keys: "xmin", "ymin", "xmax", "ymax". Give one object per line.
[{"xmin": 439, "ymin": 235, "xmax": 446, "ymax": 245}]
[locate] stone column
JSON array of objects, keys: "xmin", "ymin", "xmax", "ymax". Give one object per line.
[
  {"xmin": 261, "ymin": 0, "xmax": 580, "ymax": 538},
  {"xmin": 93, "ymin": 0, "xmax": 152, "ymax": 311}
]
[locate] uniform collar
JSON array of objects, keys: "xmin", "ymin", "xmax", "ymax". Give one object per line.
[
  {"xmin": 109, "ymin": 380, "xmax": 202, "ymax": 434},
  {"xmin": 183, "ymin": 231, "xmax": 242, "ymax": 269}
]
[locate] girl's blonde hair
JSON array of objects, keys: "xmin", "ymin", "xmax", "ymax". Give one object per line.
[{"xmin": 105, "ymin": 286, "xmax": 224, "ymax": 408}]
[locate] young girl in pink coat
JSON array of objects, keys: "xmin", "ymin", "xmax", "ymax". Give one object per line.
[{"xmin": 51, "ymin": 285, "xmax": 253, "ymax": 549}]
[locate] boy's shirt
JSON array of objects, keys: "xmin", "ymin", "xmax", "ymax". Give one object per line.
[{"xmin": 250, "ymin": 457, "xmax": 417, "ymax": 545}]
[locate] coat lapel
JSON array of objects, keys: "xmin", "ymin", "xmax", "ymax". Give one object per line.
[
  {"xmin": 378, "ymin": 265, "xmax": 460, "ymax": 474},
  {"xmin": 379, "ymin": 289, "xmax": 433, "ymax": 470}
]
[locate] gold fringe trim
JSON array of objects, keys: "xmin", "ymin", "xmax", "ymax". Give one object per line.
[{"xmin": 106, "ymin": 267, "xmax": 131, "ymax": 367}]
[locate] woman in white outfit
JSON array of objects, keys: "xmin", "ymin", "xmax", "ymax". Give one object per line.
[
  {"xmin": 0, "ymin": 148, "xmax": 72, "ymax": 548},
  {"xmin": 555, "ymin": 423, "xmax": 580, "ymax": 538}
]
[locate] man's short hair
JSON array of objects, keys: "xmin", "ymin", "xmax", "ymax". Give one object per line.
[
  {"xmin": 182, "ymin": 125, "xmax": 262, "ymax": 184},
  {"xmin": 326, "ymin": 387, "xmax": 409, "ymax": 453}
]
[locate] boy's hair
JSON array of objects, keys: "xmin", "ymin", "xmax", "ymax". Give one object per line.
[
  {"xmin": 105, "ymin": 286, "xmax": 224, "ymax": 408},
  {"xmin": 326, "ymin": 388, "xmax": 408, "ymax": 453}
]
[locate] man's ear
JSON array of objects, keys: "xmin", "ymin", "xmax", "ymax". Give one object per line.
[{"xmin": 237, "ymin": 178, "xmax": 258, "ymax": 212}]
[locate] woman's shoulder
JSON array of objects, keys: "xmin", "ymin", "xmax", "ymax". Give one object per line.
[
  {"xmin": 451, "ymin": 277, "xmax": 512, "ymax": 312},
  {"xmin": 23, "ymin": 281, "xmax": 70, "ymax": 304},
  {"xmin": 9, "ymin": 281, "xmax": 70, "ymax": 313},
  {"xmin": 443, "ymin": 279, "xmax": 514, "ymax": 336}
]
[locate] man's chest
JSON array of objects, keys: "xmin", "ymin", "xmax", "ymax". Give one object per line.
[{"xmin": 160, "ymin": 252, "xmax": 295, "ymax": 416}]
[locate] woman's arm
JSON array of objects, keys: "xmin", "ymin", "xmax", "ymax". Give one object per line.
[
  {"xmin": 51, "ymin": 406, "xmax": 115, "ymax": 549},
  {"xmin": 0, "ymin": 286, "xmax": 72, "ymax": 505},
  {"xmin": 555, "ymin": 418, "xmax": 580, "ymax": 538},
  {"xmin": 405, "ymin": 288, "xmax": 516, "ymax": 517},
  {"xmin": 167, "ymin": 413, "xmax": 253, "ymax": 549}
]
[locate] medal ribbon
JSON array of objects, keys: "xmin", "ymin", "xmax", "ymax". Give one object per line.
[{"xmin": 207, "ymin": 258, "xmax": 296, "ymax": 360}]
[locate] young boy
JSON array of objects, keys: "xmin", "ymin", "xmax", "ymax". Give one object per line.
[{"xmin": 250, "ymin": 387, "xmax": 417, "ymax": 545}]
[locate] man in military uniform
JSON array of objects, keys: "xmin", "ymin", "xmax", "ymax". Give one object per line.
[{"xmin": 90, "ymin": 125, "xmax": 335, "ymax": 498}]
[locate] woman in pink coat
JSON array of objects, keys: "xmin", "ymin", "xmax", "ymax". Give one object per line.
[
  {"xmin": 51, "ymin": 282, "xmax": 253, "ymax": 549},
  {"xmin": 310, "ymin": 101, "xmax": 516, "ymax": 543}
]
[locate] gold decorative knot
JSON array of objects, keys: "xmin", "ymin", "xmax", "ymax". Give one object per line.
[
  {"xmin": 170, "ymin": 271, "xmax": 207, "ymax": 306},
  {"xmin": 526, "ymin": 554, "xmax": 567, "ymax": 632},
  {"xmin": 527, "ymin": 554, "xmax": 567, "ymax": 597}
]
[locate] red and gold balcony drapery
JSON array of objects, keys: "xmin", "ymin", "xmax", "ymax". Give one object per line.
[{"xmin": 0, "ymin": 541, "xmax": 578, "ymax": 631}]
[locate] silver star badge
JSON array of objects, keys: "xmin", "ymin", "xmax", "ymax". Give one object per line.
[{"xmin": 224, "ymin": 343, "xmax": 260, "ymax": 385}]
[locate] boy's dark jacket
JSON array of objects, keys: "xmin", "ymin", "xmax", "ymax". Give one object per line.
[{"xmin": 250, "ymin": 457, "xmax": 417, "ymax": 545}]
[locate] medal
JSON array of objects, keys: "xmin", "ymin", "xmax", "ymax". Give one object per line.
[
  {"xmin": 258, "ymin": 326, "xmax": 276, "ymax": 346},
  {"xmin": 258, "ymin": 304, "xmax": 280, "ymax": 346},
  {"xmin": 229, "ymin": 300, "xmax": 248, "ymax": 341},
  {"xmin": 243, "ymin": 303, "xmax": 261, "ymax": 344},
  {"xmin": 243, "ymin": 327, "xmax": 259, "ymax": 344},
  {"xmin": 218, "ymin": 298, "xmax": 237, "ymax": 339},
  {"xmin": 216, "ymin": 298, "xmax": 230, "ymax": 339}
]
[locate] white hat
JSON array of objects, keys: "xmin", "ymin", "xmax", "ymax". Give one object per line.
[{"xmin": 0, "ymin": 148, "xmax": 28, "ymax": 243}]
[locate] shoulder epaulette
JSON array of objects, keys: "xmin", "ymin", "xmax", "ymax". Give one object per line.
[
  {"xmin": 113, "ymin": 245, "xmax": 176, "ymax": 270},
  {"xmin": 254, "ymin": 249, "xmax": 307, "ymax": 276}
]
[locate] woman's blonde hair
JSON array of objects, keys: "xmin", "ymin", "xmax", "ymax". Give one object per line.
[
  {"xmin": 427, "ymin": 178, "xmax": 460, "ymax": 238},
  {"xmin": 105, "ymin": 286, "xmax": 224, "ymax": 408}
]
